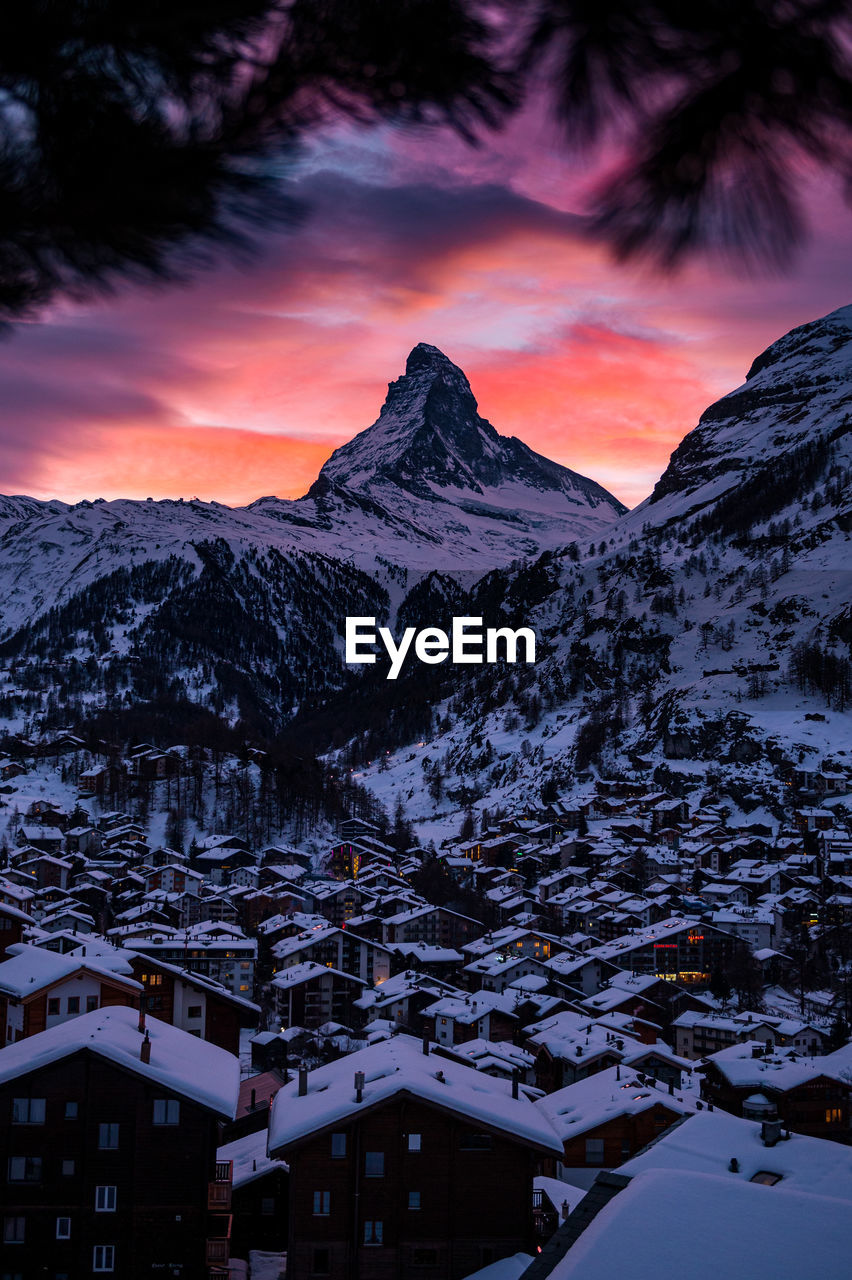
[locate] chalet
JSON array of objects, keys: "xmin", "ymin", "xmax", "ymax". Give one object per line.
[
  {"xmin": 272, "ymin": 924, "xmax": 391, "ymax": 987},
  {"xmin": 267, "ymin": 1033, "xmax": 562, "ymax": 1279},
  {"xmin": 270, "ymin": 961, "xmax": 367, "ymax": 1030},
  {"xmin": 536, "ymin": 1064, "xmax": 701, "ymax": 1170},
  {"xmin": 672, "ymin": 1011, "xmax": 826, "ymax": 1061},
  {"xmin": 0, "ymin": 944, "xmax": 142, "ymax": 1045},
  {"xmin": 381, "ymin": 904, "xmax": 481, "ymax": 950},
  {"xmin": 0, "ymin": 1006, "xmax": 240, "ymax": 1278},
  {"xmin": 129, "ymin": 954, "xmax": 260, "ymax": 1054},
  {"xmin": 525, "ymin": 1011, "xmax": 630, "ymax": 1093},
  {"xmin": 699, "ymin": 1041, "xmax": 852, "ymax": 1140},
  {"xmin": 129, "ymin": 923, "xmax": 257, "ymax": 997},
  {"xmin": 590, "ymin": 917, "xmax": 748, "ymax": 987}
]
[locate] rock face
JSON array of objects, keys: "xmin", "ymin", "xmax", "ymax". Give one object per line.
[
  {"xmin": 317, "ymin": 343, "xmax": 625, "ymax": 514},
  {"xmin": 638, "ymin": 304, "xmax": 852, "ymax": 527}
]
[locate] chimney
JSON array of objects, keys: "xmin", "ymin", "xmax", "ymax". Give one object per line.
[
  {"xmin": 137, "ymin": 999, "xmax": 146, "ymax": 1034},
  {"xmin": 140, "ymin": 1031, "xmax": 151, "ymax": 1065},
  {"xmin": 511, "ymin": 1069, "xmax": 519, "ymax": 1100},
  {"xmin": 354, "ymin": 1071, "xmax": 365, "ymax": 1103},
  {"xmin": 668, "ymin": 1079, "xmax": 674, "ymax": 1095},
  {"xmin": 422, "ymin": 1034, "xmax": 430, "ymax": 1057},
  {"xmin": 616, "ymin": 1063, "xmax": 621, "ymax": 1080},
  {"xmin": 250, "ymin": 1088, "xmax": 257, "ymax": 1110},
  {"xmin": 298, "ymin": 1066, "xmax": 309, "ymax": 1098}
]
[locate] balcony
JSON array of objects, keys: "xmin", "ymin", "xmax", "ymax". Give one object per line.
[
  {"xmin": 208, "ymin": 1160, "xmax": 233, "ymax": 1210},
  {"xmin": 205, "ymin": 1214, "xmax": 232, "ymax": 1267}
]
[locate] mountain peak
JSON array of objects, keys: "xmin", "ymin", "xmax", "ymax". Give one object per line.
[
  {"xmin": 311, "ymin": 344, "xmax": 625, "ymax": 519},
  {"xmin": 404, "ymin": 342, "xmax": 456, "ymax": 374}
]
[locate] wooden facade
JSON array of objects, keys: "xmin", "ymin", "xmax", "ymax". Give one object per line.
[
  {"xmin": 0, "ymin": 1049, "xmax": 230, "ymax": 1279},
  {"xmin": 277, "ymin": 1094, "xmax": 545, "ymax": 1280}
]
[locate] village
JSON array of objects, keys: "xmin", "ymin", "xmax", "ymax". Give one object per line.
[{"xmin": 2, "ymin": 732, "xmax": 852, "ymax": 1279}]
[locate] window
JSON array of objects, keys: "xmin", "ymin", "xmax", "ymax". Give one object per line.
[
  {"xmin": 56, "ymin": 1217, "xmax": 71, "ymax": 1240},
  {"xmin": 87, "ymin": 996, "xmax": 99, "ymax": 1013},
  {"xmin": 153, "ymin": 1100, "xmax": 180, "ymax": 1125},
  {"xmin": 144, "ymin": 973, "xmax": 163, "ymax": 986},
  {"xmin": 66, "ymin": 997, "xmax": 80, "ymax": 1014},
  {"xmin": 365, "ymin": 1152, "xmax": 384, "ymax": 1177},
  {"xmin": 826, "ymin": 1108, "xmax": 843, "ymax": 1124},
  {"xmin": 62, "ymin": 1160, "xmax": 76, "ymax": 1177},
  {"xmin": 3, "ymin": 1217, "xmax": 25, "ymax": 1244},
  {"xmin": 408, "ymin": 1190, "xmax": 421, "ymax": 1210},
  {"xmin": 8, "ymin": 1157, "xmax": 42, "ymax": 1182},
  {"xmin": 585, "ymin": 1138, "xmax": 605, "ymax": 1165},
  {"xmin": 459, "ymin": 1132, "xmax": 492, "ymax": 1151},
  {"xmin": 12, "ymin": 1097, "xmax": 45, "ymax": 1125},
  {"xmin": 364, "ymin": 1220, "xmax": 383, "ymax": 1245},
  {"xmin": 98, "ymin": 1123, "xmax": 119, "ymax": 1149},
  {"xmin": 187, "ymin": 1005, "xmax": 202, "ymax": 1019},
  {"xmin": 64, "ymin": 1101, "xmax": 78, "ymax": 1120},
  {"xmin": 407, "ymin": 1133, "xmax": 421, "ymax": 1152},
  {"xmin": 95, "ymin": 1186, "xmax": 117, "ymax": 1212},
  {"xmin": 93, "ymin": 1245, "xmax": 115, "ymax": 1272},
  {"xmin": 331, "ymin": 1133, "xmax": 347, "ymax": 1158},
  {"xmin": 312, "ymin": 1191, "xmax": 330, "ymax": 1216},
  {"xmin": 413, "ymin": 1249, "xmax": 439, "ymax": 1267},
  {"xmin": 750, "ymin": 1171, "xmax": 783, "ymax": 1186},
  {"xmin": 312, "ymin": 1248, "xmax": 330, "ymax": 1275},
  {"xmin": 47, "ymin": 998, "xmax": 60, "ymax": 1015}
]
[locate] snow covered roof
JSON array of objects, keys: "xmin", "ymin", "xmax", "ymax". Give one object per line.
[
  {"xmin": 620, "ymin": 1109, "xmax": 852, "ymax": 1199},
  {"xmin": 0, "ymin": 943, "xmax": 141, "ymax": 998},
  {"xmin": 267, "ymin": 1033, "xmax": 563, "ymax": 1157},
  {"xmin": 218, "ymin": 1128, "xmax": 288, "ymax": 1189},
  {"xmin": 0, "ymin": 1006, "xmax": 239, "ymax": 1118},
  {"xmin": 271, "ymin": 960, "xmax": 365, "ymax": 990},
  {"xmin": 536, "ymin": 1065, "xmax": 700, "ymax": 1141},
  {"xmin": 545, "ymin": 1168, "xmax": 852, "ymax": 1280}
]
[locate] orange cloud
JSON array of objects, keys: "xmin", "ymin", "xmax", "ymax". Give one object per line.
[{"xmin": 31, "ymin": 425, "xmax": 332, "ymax": 505}]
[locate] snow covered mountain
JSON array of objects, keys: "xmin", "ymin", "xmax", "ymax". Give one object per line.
[
  {"xmin": 630, "ymin": 303, "xmax": 852, "ymax": 532},
  {"xmin": 340, "ymin": 307, "xmax": 852, "ymax": 836},
  {"xmin": 0, "ymin": 343, "xmax": 624, "ymax": 734}
]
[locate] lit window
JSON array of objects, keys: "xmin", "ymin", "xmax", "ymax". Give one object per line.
[
  {"xmin": 12, "ymin": 1098, "xmax": 45, "ymax": 1125},
  {"xmin": 93, "ymin": 1244, "xmax": 115, "ymax": 1272},
  {"xmin": 312, "ymin": 1191, "xmax": 330, "ymax": 1216},
  {"xmin": 56, "ymin": 1217, "xmax": 71, "ymax": 1240},
  {"xmin": 365, "ymin": 1152, "xmax": 384, "ymax": 1177},
  {"xmin": 826, "ymin": 1108, "xmax": 843, "ymax": 1123},
  {"xmin": 95, "ymin": 1186, "xmax": 117, "ymax": 1212},
  {"xmin": 153, "ymin": 1100, "xmax": 180, "ymax": 1125}
]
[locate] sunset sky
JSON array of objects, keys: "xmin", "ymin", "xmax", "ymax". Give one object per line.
[{"xmin": 3, "ymin": 110, "xmax": 852, "ymax": 510}]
